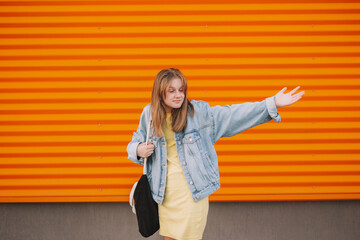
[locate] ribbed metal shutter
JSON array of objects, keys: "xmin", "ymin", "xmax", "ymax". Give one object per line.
[{"xmin": 1, "ymin": 0, "xmax": 359, "ymax": 202}]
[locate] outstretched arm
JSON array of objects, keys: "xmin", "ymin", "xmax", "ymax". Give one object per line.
[{"xmin": 210, "ymin": 86, "xmax": 305, "ymax": 144}]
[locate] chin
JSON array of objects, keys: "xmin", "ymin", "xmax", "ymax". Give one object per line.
[{"xmin": 174, "ymin": 102, "xmax": 184, "ymax": 108}]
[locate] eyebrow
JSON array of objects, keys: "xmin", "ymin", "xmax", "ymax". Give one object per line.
[{"xmin": 168, "ymin": 86, "xmax": 184, "ymax": 89}]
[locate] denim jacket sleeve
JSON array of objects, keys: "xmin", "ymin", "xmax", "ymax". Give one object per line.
[
  {"xmin": 210, "ymin": 96, "xmax": 281, "ymax": 144},
  {"xmin": 126, "ymin": 104, "xmax": 151, "ymax": 165}
]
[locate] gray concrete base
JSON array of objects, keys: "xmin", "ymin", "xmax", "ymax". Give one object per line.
[{"xmin": 1, "ymin": 200, "xmax": 359, "ymax": 240}]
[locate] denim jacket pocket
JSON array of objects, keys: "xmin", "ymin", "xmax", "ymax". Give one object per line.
[
  {"xmin": 182, "ymin": 131, "xmax": 210, "ymax": 191},
  {"xmin": 204, "ymin": 151, "xmax": 219, "ymax": 182},
  {"xmin": 182, "ymin": 131, "xmax": 200, "ymax": 144}
]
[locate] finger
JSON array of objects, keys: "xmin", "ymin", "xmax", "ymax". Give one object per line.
[
  {"xmin": 278, "ymin": 87, "xmax": 287, "ymax": 94},
  {"xmin": 293, "ymin": 91, "xmax": 305, "ymax": 98},
  {"xmin": 292, "ymin": 95, "xmax": 303, "ymax": 103},
  {"xmin": 146, "ymin": 143, "xmax": 155, "ymax": 148},
  {"xmin": 289, "ymin": 86, "xmax": 301, "ymax": 95}
]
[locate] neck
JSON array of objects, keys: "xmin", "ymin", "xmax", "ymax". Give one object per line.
[{"xmin": 164, "ymin": 106, "xmax": 172, "ymax": 113}]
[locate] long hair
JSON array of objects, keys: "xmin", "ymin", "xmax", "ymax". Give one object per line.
[{"xmin": 151, "ymin": 68, "xmax": 194, "ymax": 137}]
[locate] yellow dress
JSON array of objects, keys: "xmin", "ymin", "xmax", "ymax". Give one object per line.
[{"xmin": 158, "ymin": 113, "xmax": 209, "ymax": 240}]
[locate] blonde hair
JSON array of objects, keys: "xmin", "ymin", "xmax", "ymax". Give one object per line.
[{"xmin": 150, "ymin": 68, "xmax": 194, "ymax": 137}]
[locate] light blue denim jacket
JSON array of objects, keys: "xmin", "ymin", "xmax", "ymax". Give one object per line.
[{"xmin": 127, "ymin": 96, "xmax": 281, "ymax": 205}]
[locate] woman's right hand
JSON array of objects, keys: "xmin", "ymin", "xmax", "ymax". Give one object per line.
[{"xmin": 136, "ymin": 142, "xmax": 155, "ymax": 158}]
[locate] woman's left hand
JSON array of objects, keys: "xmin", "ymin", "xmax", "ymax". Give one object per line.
[{"xmin": 275, "ymin": 86, "xmax": 305, "ymax": 108}]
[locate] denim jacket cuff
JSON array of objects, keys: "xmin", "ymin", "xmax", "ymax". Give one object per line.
[
  {"xmin": 127, "ymin": 142, "xmax": 144, "ymax": 165},
  {"xmin": 265, "ymin": 96, "xmax": 281, "ymax": 123}
]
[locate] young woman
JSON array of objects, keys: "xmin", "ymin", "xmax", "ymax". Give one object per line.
[{"xmin": 127, "ymin": 68, "xmax": 305, "ymax": 240}]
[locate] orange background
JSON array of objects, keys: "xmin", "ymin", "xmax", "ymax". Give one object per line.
[{"xmin": 0, "ymin": 0, "xmax": 359, "ymax": 202}]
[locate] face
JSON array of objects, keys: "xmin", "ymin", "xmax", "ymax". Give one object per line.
[{"xmin": 163, "ymin": 78, "xmax": 185, "ymax": 113}]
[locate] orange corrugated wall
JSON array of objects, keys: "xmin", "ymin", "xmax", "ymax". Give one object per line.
[{"xmin": 1, "ymin": 0, "xmax": 360, "ymax": 202}]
